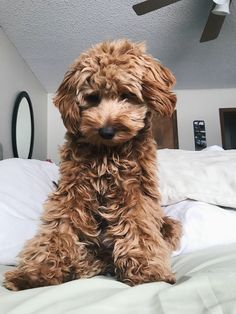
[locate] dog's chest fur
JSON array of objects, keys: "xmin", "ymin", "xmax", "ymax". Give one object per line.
[
  {"xmin": 91, "ymin": 150, "xmax": 141, "ymax": 216},
  {"xmin": 60, "ymin": 136, "xmax": 158, "ymax": 252},
  {"xmin": 77, "ymin": 145, "xmax": 142, "ymax": 244}
]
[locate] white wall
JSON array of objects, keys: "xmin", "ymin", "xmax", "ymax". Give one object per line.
[
  {"xmin": 47, "ymin": 88, "xmax": 236, "ymax": 163},
  {"xmin": 0, "ymin": 28, "xmax": 48, "ymax": 159},
  {"xmin": 176, "ymin": 89, "xmax": 236, "ymax": 150},
  {"xmin": 47, "ymin": 94, "xmax": 66, "ymax": 164}
]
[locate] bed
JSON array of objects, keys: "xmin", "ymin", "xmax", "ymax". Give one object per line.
[
  {"xmin": 1, "ymin": 243, "xmax": 236, "ymax": 314},
  {"xmin": 1, "ymin": 139, "xmax": 236, "ymax": 313}
]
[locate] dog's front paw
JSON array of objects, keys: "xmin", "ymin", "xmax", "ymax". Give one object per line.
[
  {"xmin": 161, "ymin": 272, "xmax": 176, "ymax": 285},
  {"xmin": 115, "ymin": 257, "xmax": 176, "ymax": 286},
  {"xmin": 4, "ymin": 269, "xmax": 31, "ymax": 291},
  {"xmin": 4, "ymin": 268, "xmax": 55, "ymax": 291},
  {"xmin": 122, "ymin": 270, "xmax": 176, "ymax": 286}
]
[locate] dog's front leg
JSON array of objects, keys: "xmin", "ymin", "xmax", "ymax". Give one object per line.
[
  {"xmin": 4, "ymin": 197, "xmax": 105, "ymax": 291},
  {"xmin": 4, "ymin": 231, "xmax": 103, "ymax": 291},
  {"xmin": 4, "ymin": 223, "xmax": 105, "ymax": 291},
  {"xmin": 110, "ymin": 199, "xmax": 176, "ymax": 286}
]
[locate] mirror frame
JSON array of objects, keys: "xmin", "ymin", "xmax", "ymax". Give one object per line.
[{"xmin": 12, "ymin": 91, "xmax": 34, "ymax": 158}]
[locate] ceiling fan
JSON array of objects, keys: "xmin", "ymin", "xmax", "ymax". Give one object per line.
[{"xmin": 133, "ymin": 0, "xmax": 233, "ymax": 42}]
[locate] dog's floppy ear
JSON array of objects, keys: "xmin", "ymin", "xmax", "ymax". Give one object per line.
[
  {"xmin": 53, "ymin": 66, "xmax": 81, "ymax": 134},
  {"xmin": 142, "ymin": 56, "xmax": 176, "ymax": 116}
]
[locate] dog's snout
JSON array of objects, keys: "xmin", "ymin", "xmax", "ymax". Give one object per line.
[{"xmin": 99, "ymin": 127, "xmax": 116, "ymax": 140}]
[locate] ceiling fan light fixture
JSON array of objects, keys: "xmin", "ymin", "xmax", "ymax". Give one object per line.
[{"xmin": 212, "ymin": 0, "xmax": 230, "ymax": 15}]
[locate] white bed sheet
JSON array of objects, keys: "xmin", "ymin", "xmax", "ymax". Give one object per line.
[{"xmin": 1, "ymin": 243, "xmax": 236, "ymax": 314}]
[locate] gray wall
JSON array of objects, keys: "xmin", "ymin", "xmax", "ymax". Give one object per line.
[
  {"xmin": 0, "ymin": 28, "xmax": 47, "ymax": 160},
  {"xmin": 176, "ymin": 89, "xmax": 236, "ymax": 150}
]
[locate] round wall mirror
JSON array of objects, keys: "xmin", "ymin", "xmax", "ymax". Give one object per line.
[{"xmin": 12, "ymin": 91, "xmax": 34, "ymax": 159}]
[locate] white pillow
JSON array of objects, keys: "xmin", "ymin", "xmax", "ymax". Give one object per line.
[
  {"xmin": 158, "ymin": 148, "xmax": 236, "ymax": 208},
  {"xmin": 202, "ymin": 145, "xmax": 224, "ymax": 152},
  {"xmin": 0, "ymin": 158, "xmax": 59, "ymax": 265},
  {"xmin": 163, "ymin": 200, "xmax": 236, "ymax": 256}
]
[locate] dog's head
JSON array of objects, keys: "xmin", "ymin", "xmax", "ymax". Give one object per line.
[{"xmin": 54, "ymin": 39, "xmax": 176, "ymax": 146}]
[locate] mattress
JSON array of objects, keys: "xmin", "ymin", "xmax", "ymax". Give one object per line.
[{"xmin": 1, "ymin": 243, "xmax": 236, "ymax": 314}]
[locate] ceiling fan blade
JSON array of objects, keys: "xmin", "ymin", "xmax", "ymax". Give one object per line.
[
  {"xmin": 200, "ymin": 3, "xmax": 227, "ymax": 42},
  {"xmin": 133, "ymin": 0, "xmax": 182, "ymax": 15}
]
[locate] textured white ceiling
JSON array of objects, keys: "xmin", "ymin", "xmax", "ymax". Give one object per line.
[{"xmin": 0, "ymin": 0, "xmax": 236, "ymax": 92}]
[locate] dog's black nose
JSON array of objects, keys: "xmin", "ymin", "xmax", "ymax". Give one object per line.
[{"xmin": 99, "ymin": 127, "xmax": 116, "ymax": 139}]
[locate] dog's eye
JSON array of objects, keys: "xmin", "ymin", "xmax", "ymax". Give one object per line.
[
  {"xmin": 84, "ymin": 93, "xmax": 100, "ymax": 105},
  {"xmin": 120, "ymin": 92, "xmax": 137, "ymax": 101}
]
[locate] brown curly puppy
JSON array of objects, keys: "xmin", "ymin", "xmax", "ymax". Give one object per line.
[{"xmin": 4, "ymin": 40, "xmax": 182, "ymax": 291}]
